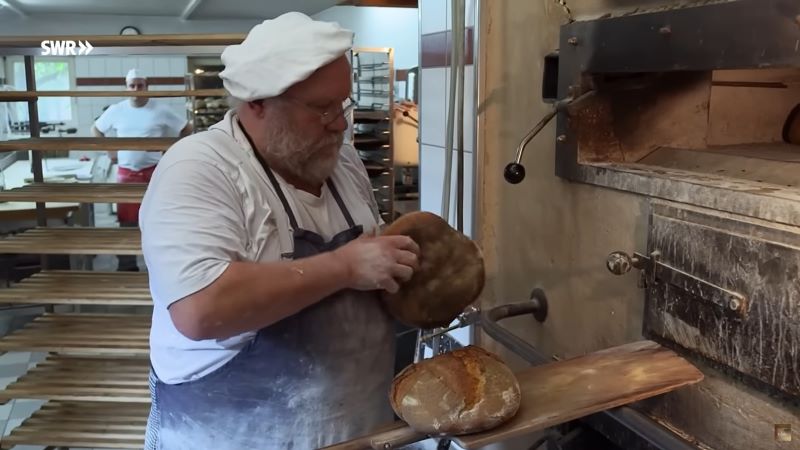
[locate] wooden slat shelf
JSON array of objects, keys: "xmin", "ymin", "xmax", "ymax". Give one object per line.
[
  {"xmin": 0, "ymin": 270, "xmax": 150, "ymax": 306},
  {"xmin": 0, "ymin": 33, "xmax": 245, "ymax": 47},
  {"xmin": 0, "ymin": 227, "xmax": 141, "ymax": 255},
  {"xmin": 0, "ymin": 313, "xmax": 150, "ymax": 356},
  {"xmin": 0, "ymin": 88, "xmax": 225, "ymax": 100},
  {"xmin": 0, "ymin": 401, "xmax": 148, "ymax": 450},
  {"xmin": 0, "ymin": 183, "xmax": 147, "ymax": 203},
  {"xmin": 0, "ymin": 137, "xmax": 177, "ymax": 152},
  {"xmin": 0, "ymin": 354, "xmax": 150, "ymax": 404}
]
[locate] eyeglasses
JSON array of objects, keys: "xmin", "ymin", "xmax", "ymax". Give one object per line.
[{"xmin": 281, "ymin": 96, "xmax": 358, "ymax": 127}]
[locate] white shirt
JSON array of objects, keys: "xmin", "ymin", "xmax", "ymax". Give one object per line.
[
  {"xmin": 93, "ymin": 99, "xmax": 188, "ymax": 171},
  {"xmin": 139, "ymin": 111, "xmax": 383, "ymax": 384}
]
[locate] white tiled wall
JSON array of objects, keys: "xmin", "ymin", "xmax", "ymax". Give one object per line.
[
  {"xmin": 420, "ymin": 67, "xmax": 475, "ymax": 153},
  {"xmin": 419, "ymin": 0, "xmax": 479, "ymax": 348},
  {"xmin": 420, "ymin": 0, "xmax": 477, "ymax": 34},
  {"xmin": 420, "ymin": 145, "xmax": 474, "ymax": 238},
  {"xmin": 419, "ymin": 0, "xmax": 477, "ymax": 237},
  {"xmin": 73, "ymin": 56, "xmax": 189, "ymax": 137}
]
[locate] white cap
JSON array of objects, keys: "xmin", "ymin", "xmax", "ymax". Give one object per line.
[
  {"xmin": 125, "ymin": 68, "xmax": 146, "ymax": 84},
  {"xmin": 219, "ymin": 12, "xmax": 353, "ymax": 101}
]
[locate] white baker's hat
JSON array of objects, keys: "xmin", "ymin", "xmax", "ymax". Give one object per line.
[
  {"xmin": 125, "ymin": 68, "xmax": 146, "ymax": 84},
  {"xmin": 219, "ymin": 12, "xmax": 354, "ymax": 102}
]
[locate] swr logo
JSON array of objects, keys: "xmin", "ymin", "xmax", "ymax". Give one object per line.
[{"xmin": 40, "ymin": 40, "xmax": 94, "ymax": 56}]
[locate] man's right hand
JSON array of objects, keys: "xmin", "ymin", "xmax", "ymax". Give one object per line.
[{"xmin": 335, "ymin": 234, "xmax": 420, "ymax": 294}]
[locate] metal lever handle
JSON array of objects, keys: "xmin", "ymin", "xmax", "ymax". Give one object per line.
[
  {"xmin": 607, "ymin": 251, "xmax": 637, "ymax": 275},
  {"xmin": 606, "ymin": 250, "xmax": 656, "ymax": 275},
  {"xmin": 504, "ymin": 109, "xmax": 557, "ymax": 184},
  {"xmin": 504, "ymin": 90, "xmax": 596, "ymax": 184}
]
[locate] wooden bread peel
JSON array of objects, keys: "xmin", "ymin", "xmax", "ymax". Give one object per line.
[{"xmin": 321, "ymin": 340, "xmax": 704, "ymax": 450}]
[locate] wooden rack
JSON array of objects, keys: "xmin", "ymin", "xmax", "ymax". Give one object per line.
[
  {"xmin": 0, "ymin": 183, "xmax": 147, "ymax": 203},
  {"xmin": 0, "ymin": 227, "xmax": 142, "ymax": 255},
  {"xmin": 0, "ymin": 271, "xmax": 151, "ymax": 306},
  {"xmin": 0, "ymin": 32, "xmax": 244, "ymax": 449},
  {"xmin": 0, "ymin": 401, "xmax": 150, "ymax": 450},
  {"xmin": 0, "ymin": 313, "xmax": 150, "ymax": 356},
  {"xmin": 0, "ymin": 354, "xmax": 150, "ymax": 403},
  {"xmin": 0, "ymin": 137, "xmax": 177, "ymax": 152},
  {"xmin": 0, "ymin": 89, "xmax": 226, "ymax": 100}
]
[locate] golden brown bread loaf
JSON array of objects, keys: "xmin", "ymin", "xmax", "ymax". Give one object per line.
[
  {"xmin": 389, "ymin": 345, "xmax": 521, "ymax": 436},
  {"xmin": 380, "ymin": 211, "xmax": 485, "ymax": 328}
]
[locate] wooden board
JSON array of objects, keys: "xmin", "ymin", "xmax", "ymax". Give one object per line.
[
  {"xmin": 0, "ymin": 183, "xmax": 147, "ymax": 203},
  {"xmin": 325, "ymin": 340, "xmax": 703, "ymax": 450},
  {"xmin": 0, "ymin": 313, "xmax": 150, "ymax": 357},
  {"xmin": 0, "ymin": 227, "xmax": 141, "ymax": 255},
  {"xmin": 0, "ymin": 354, "xmax": 150, "ymax": 403},
  {"xmin": 0, "ymin": 137, "xmax": 177, "ymax": 152},
  {"xmin": 0, "ymin": 89, "xmax": 225, "ymax": 100},
  {"xmin": 0, "ymin": 33, "xmax": 245, "ymax": 47},
  {"xmin": 0, "ymin": 270, "xmax": 150, "ymax": 306},
  {"xmin": 0, "ymin": 401, "xmax": 149, "ymax": 450}
]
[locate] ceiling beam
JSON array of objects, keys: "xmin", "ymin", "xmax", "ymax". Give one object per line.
[
  {"xmin": 180, "ymin": 0, "xmax": 203, "ymax": 20},
  {"xmin": 342, "ymin": 0, "xmax": 417, "ymax": 7},
  {"xmin": 0, "ymin": 0, "xmax": 27, "ymax": 18}
]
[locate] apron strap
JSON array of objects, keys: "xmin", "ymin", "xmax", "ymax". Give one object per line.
[
  {"xmin": 206, "ymin": 127, "xmax": 294, "ymax": 260},
  {"xmin": 263, "ymin": 167, "xmax": 300, "ymax": 230},
  {"xmin": 326, "ymin": 178, "xmax": 356, "ymax": 229}
]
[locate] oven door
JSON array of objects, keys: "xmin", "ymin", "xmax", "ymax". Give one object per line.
[{"xmin": 639, "ymin": 200, "xmax": 800, "ymax": 400}]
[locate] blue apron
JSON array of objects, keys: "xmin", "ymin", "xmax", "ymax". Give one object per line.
[{"xmin": 144, "ymin": 125, "xmax": 396, "ymax": 450}]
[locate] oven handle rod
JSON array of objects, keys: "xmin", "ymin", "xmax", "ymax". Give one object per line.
[
  {"xmin": 481, "ymin": 300, "xmax": 699, "ymax": 450},
  {"xmin": 504, "ymin": 90, "xmax": 595, "ymax": 184}
]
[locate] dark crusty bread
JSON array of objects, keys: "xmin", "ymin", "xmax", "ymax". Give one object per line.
[
  {"xmin": 380, "ymin": 211, "xmax": 485, "ymax": 328},
  {"xmin": 783, "ymin": 104, "xmax": 800, "ymax": 144},
  {"xmin": 389, "ymin": 345, "xmax": 521, "ymax": 436}
]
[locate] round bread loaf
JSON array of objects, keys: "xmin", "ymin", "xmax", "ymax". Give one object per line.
[
  {"xmin": 389, "ymin": 345, "xmax": 521, "ymax": 436},
  {"xmin": 381, "ymin": 211, "xmax": 484, "ymax": 328}
]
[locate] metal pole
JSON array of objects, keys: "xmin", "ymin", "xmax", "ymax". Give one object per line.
[
  {"xmin": 24, "ymin": 56, "xmax": 52, "ymax": 315},
  {"xmin": 23, "ymin": 56, "xmax": 45, "ymax": 225}
]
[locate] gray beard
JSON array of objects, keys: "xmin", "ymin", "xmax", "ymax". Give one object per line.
[{"xmin": 262, "ymin": 124, "xmax": 343, "ymax": 186}]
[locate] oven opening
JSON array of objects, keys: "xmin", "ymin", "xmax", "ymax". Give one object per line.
[{"xmin": 574, "ymin": 68, "xmax": 800, "ymax": 188}]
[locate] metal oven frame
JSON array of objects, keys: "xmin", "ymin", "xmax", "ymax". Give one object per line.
[{"xmin": 553, "ymin": 0, "xmax": 800, "ymax": 226}]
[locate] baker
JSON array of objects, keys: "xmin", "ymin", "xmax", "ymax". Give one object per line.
[
  {"xmin": 139, "ymin": 12, "xmax": 420, "ymax": 450},
  {"xmin": 92, "ymin": 68, "xmax": 192, "ymax": 271}
]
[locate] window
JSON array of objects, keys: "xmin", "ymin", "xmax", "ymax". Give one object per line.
[{"xmin": 13, "ymin": 60, "xmax": 73, "ymax": 124}]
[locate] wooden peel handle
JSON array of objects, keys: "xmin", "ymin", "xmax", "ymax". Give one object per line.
[{"xmin": 320, "ymin": 422, "xmax": 427, "ymax": 450}]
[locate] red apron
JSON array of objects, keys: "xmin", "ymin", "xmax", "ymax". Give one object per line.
[{"xmin": 116, "ymin": 165, "xmax": 156, "ymax": 223}]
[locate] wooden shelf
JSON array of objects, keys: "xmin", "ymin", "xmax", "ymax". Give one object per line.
[
  {"xmin": 0, "ymin": 227, "xmax": 141, "ymax": 255},
  {"xmin": 0, "ymin": 89, "xmax": 225, "ymax": 100},
  {"xmin": 0, "ymin": 400, "xmax": 148, "ymax": 450},
  {"xmin": 0, "ymin": 354, "xmax": 150, "ymax": 404},
  {"xmin": 0, "ymin": 33, "xmax": 245, "ymax": 48},
  {"xmin": 0, "ymin": 270, "xmax": 150, "ymax": 306},
  {"xmin": 0, "ymin": 137, "xmax": 177, "ymax": 152},
  {"xmin": 0, "ymin": 313, "xmax": 150, "ymax": 356},
  {"xmin": 0, "ymin": 183, "xmax": 147, "ymax": 203}
]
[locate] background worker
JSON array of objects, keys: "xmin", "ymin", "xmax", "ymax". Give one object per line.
[{"xmin": 92, "ymin": 68, "xmax": 192, "ymax": 271}]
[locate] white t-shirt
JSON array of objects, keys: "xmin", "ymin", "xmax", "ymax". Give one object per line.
[
  {"xmin": 139, "ymin": 111, "xmax": 383, "ymax": 384},
  {"xmin": 93, "ymin": 99, "xmax": 188, "ymax": 171}
]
